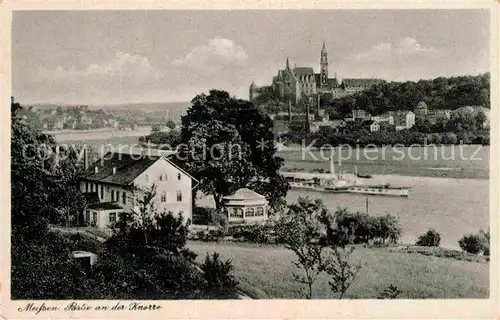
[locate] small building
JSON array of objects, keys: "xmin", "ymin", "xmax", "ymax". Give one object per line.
[
  {"xmin": 363, "ymin": 120, "xmax": 380, "ymax": 132},
  {"xmin": 394, "ymin": 111, "xmax": 415, "ymax": 131},
  {"xmin": 351, "ymin": 109, "xmax": 372, "ymax": 121},
  {"xmin": 72, "ymin": 251, "xmax": 99, "ymax": 273},
  {"xmin": 414, "ymin": 101, "xmax": 428, "ymax": 118},
  {"xmin": 221, "ymin": 188, "xmax": 269, "ymax": 225}
]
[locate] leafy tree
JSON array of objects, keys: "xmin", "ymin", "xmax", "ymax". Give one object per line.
[
  {"xmin": 11, "ymin": 97, "xmax": 88, "ymax": 298},
  {"xmin": 166, "ymin": 119, "xmax": 177, "ymax": 130},
  {"xmin": 458, "ymin": 230, "xmax": 489, "ymax": 255},
  {"xmin": 275, "ymin": 197, "xmax": 327, "ymax": 299},
  {"xmin": 180, "ymin": 90, "xmax": 289, "ymax": 210},
  {"xmin": 139, "ymin": 129, "xmax": 181, "ymax": 147},
  {"xmin": 322, "ymin": 246, "xmax": 361, "ymax": 299},
  {"xmin": 201, "ymin": 252, "xmax": 239, "ymax": 299},
  {"xmin": 415, "ymin": 229, "xmax": 441, "ymax": 247}
]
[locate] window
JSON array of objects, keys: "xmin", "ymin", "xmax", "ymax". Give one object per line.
[
  {"xmin": 92, "ymin": 212, "xmax": 97, "ymax": 227},
  {"xmin": 85, "ymin": 210, "xmax": 91, "ymax": 224},
  {"xmin": 177, "ymin": 173, "xmax": 181, "ymax": 180},
  {"xmin": 256, "ymin": 207, "xmax": 264, "ymax": 216},
  {"xmin": 164, "ymin": 174, "xmax": 168, "ymax": 181},
  {"xmin": 111, "ymin": 190, "xmax": 115, "ymax": 202},
  {"xmin": 161, "ymin": 191, "xmax": 167, "ymax": 202},
  {"xmin": 85, "ymin": 182, "xmax": 89, "ymax": 193},
  {"xmin": 92, "ymin": 183, "xmax": 96, "ymax": 192},
  {"xmin": 100, "ymin": 185, "xmax": 104, "ymax": 199},
  {"xmin": 109, "ymin": 212, "xmax": 116, "ymax": 223},
  {"xmin": 116, "ymin": 191, "xmax": 120, "ymax": 202},
  {"xmin": 122, "ymin": 192, "xmax": 126, "ymax": 205},
  {"xmin": 176, "ymin": 190, "xmax": 182, "ymax": 202},
  {"xmin": 159, "ymin": 174, "xmax": 163, "ymax": 181},
  {"xmin": 235, "ymin": 208, "xmax": 243, "ymax": 218},
  {"xmin": 245, "ymin": 208, "xmax": 255, "ymax": 217}
]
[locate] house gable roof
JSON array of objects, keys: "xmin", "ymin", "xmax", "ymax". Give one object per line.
[
  {"xmin": 82, "ymin": 152, "xmax": 197, "ymax": 187},
  {"xmin": 82, "ymin": 152, "xmax": 159, "ymax": 186}
]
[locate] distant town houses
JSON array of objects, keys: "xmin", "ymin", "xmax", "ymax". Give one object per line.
[
  {"xmin": 267, "ymin": 95, "xmax": 491, "ymax": 136},
  {"xmin": 19, "ymin": 105, "xmax": 127, "ymax": 131}
]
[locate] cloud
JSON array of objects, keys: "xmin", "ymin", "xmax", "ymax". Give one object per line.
[
  {"xmin": 39, "ymin": 52, "xmax": 159, "ymax": 81},
  {"xmin": 348, "ymin": 37, "xmax": 442, "ymax": 62},
  {"xmin": 173, "ymin": 37, "xmax": 248, "ymax": 68},
  {"xmin": 18, "ymin": 39, "xmax": 251, "ymax": 104}
]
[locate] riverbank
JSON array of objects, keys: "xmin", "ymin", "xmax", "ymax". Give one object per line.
[
  {"xmin": 197, "ymin": 174, "xmax": 489, "ymax": 249},
  {"xmin": 188, "ymin": 241, "xmax": 489, "ymax": 299},
  {"xmin": 278, "ymin": 145, "xmax": 489, "ymax": 180}
]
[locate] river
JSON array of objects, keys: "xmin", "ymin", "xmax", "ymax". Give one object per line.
[
  {"xmin": 50, "ymin": 129, "xmax": 490, "ymax": 248},
  {"xmin": 198, "ymin": 174, "xmax": 489, "ymax": 249}
]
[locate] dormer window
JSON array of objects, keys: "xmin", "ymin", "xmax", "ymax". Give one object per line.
[
  {"xmin": 159, "ymin": 174, "xmax": 163, "ymax": 181},
  {"xmin": 177, "ymin": 173, "xmax": 181, "ymax": 180},
  {"xmin": 164, "ymin": 174, "xmax": 168, "ymax": 181}
]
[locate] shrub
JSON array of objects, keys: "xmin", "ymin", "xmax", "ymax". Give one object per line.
[
  {"xmin": 458, "ymin": 233, "xmax": 488, "ymax": 254},
  {"xmin": 377, "ymin": 284, "xmax": 403, "ymax": 299},
  {"xmin": 201, "ymin": 252, "xmax": 239, "ymax": 299},
  {"xmin": 415, "ymin": 229, "xmax": 441, "ymax": 247},
  {"xmin": 329, "ymin": 210, "xmax": 401, "ymax": 246}
]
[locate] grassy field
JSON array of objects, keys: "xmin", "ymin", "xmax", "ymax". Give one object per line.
[{"xmin": 188, "ymin": 241, "xmax": 489, "ymax": 299}]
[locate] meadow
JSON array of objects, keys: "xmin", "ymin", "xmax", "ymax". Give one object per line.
[{"xmin": 188, "ymin": 241, "xmax": 489, "ymax": 299}]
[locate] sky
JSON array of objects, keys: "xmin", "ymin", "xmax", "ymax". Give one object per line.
[{"xmin": 12, "ymin": 10, "xmax": 490, "ymax": 105}]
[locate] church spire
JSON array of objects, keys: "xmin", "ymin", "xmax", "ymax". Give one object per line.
[
  {"xmin": 286, "ymin": 57, "xmax": 290, "ymax": 69},
  {"xmin": 322, "ymin": 40, "xmax": 326, "ymax": 52}
]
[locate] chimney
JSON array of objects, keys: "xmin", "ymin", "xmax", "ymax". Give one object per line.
[
  {"xmin": 112, "ymin": 167, "xmax": 116, "ymax": 175},
  {"xmin": 83, "ymin": 147, "xmax": 89, "ymax": 170},
  {"xmin": 94, "ymin": 166, "xmax": 99, "ymax": 174}
]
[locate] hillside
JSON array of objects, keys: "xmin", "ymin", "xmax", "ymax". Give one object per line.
[{"xmin": 328, "ymin": 73, "xmax": 490, "ymax": 118}]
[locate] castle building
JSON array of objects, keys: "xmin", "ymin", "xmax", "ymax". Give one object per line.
[{"xmin": 249, "ymin": 41, "xmax": 386, "ymax": 105}]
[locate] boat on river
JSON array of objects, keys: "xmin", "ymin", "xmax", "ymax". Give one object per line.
[{"xmin": 282, "ymin": 159, "xmax": 411, "ymax": 197}]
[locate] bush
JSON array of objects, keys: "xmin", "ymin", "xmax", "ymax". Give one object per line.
[
  {"xmin": 327, "ymin": 210, "xmax": 401, "ymax": 246},
  {"xmin": 458, "ymin": 232, "xmax": 488, "ymax": 254},
  {"xmin": 200, "ymin": 252, "xmax": 239, "ymax": 299},
  {"xmin": 377, "ymin": 284, "xmax": 403, "ymax": 299},
  {"xmin": 415, "ymin": 229, "xmax": 441, "ymax": 247}
]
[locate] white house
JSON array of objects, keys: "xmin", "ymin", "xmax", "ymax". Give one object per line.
[
  {"xmin": 394, "ymin": 111, "xmax": 415, "ymax": 131},
  {"xmin": 80, "ymin": 151, "xmax": 196, "ymax": 229}
]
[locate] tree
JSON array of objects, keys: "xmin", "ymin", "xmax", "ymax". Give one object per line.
[
  {"xmin": 415, "ymin": 229, "xmax": 441, "ymax": 247},
  {"xmin": 180, "ymin": 90, "xmax": 289, "ymax": 209},
  {"xmin": 11, "ymin": 97, "xmax": 88, "ymax": 298},
  {"xmin": 166, "ymin": 119, "xmax": 177, "ymax": 130},
  {"xmin": 458, "ymin": 230, "xmax": 489, "ymax": 255},
  {"xmin": 322, "ymin": 246, "xmax": 361, "ymax": 299},
  {"xmin": 201, "ymin": 253, "xmax": 239, "ymax": 299},
  {"xmin": 275, "ymin": 197, "xmax": 327, "ymax": 299}
]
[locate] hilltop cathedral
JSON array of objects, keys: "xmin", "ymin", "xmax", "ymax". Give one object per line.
[{"xmin": 249, "ymin": 41, "xmax": 385, "ymax": 105}]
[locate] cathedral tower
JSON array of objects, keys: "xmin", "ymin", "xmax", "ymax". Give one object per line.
[{"xmin": 320, "ymin": 40, "xmax": 328, "ymax": 89}]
